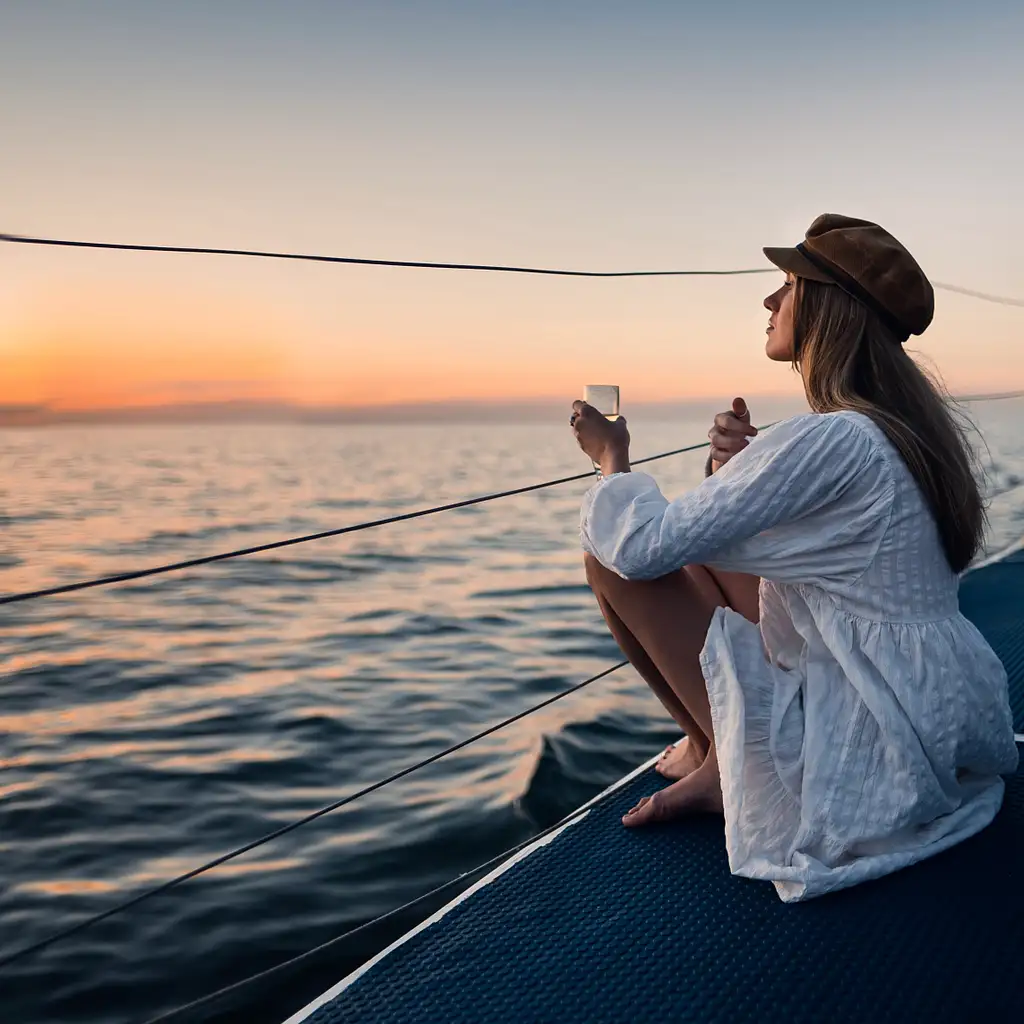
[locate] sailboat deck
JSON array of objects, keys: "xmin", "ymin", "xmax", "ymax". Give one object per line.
[{"xmin": 288, "ymin": 552, "xmax": 1024, "ymax": 1024}]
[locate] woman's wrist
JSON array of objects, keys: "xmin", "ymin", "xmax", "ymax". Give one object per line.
[{"xmin": 600, "ymin": 446, "xmax": 631, "ymax": 477}]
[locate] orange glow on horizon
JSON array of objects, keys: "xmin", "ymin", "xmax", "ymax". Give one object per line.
[
  {"xmin": 1, "ymin": 273, "xmax": 1018, "ymax": 412},
  {"xmin": 0, "ymin": 265, "xmax": 808, "ymax": 410},
  {"xmin": 0, "ymin": 281, "xmax": 290, "ymax": 410},
  {"xmin": 0, "ymin": 301, "xmax": 756, "ymax": 410}
]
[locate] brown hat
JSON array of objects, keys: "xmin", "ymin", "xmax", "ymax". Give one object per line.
[{"xmin": 764, "ymin": 213, "xmax": 934, "ymax": 342}]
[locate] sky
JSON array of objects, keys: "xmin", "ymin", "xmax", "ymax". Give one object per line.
[{"xmin": 1, "ymin": 0, "xmax": 1022, "ymax": 412}]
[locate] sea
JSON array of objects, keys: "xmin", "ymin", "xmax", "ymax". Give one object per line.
[{"xmin": 3, "ymin": 398, "xmax": 1024, "ymax": 1024}]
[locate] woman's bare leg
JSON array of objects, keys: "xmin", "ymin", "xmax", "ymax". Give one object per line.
[
  {"xmin": 584, "ymin": 554, "xmax": 759, "ymax": 825},
  {"xmin": 653, "ymin": 567, "xmax": 760, "ymax": 778},
  {"xmin": 593, "ymin": 583, "xmax": 707, "ymax": 780},
  {"xmin": 588, "ymin": 558, "xmax": 759, "ymax": 779},
  {"xmin": 588, "ymin": 564, "xmax": 721, "ymax": 754}
]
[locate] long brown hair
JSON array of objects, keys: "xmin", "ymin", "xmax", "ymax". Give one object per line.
[{"xmin": 793, "ymin": 278, "xmax": 985, "ymax": 573}]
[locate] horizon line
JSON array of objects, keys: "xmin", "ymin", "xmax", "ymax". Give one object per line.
[
  {"xmin": 2, "ymin": 390, "xmax": 1020, "ymax": 427},
  {"xmin": 0, "ymin": 393, "xmax": 811, "ymax": 426}
]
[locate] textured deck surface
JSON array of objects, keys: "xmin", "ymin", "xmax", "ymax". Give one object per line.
[
  {"xmin": 295, "ymin": 553, "xmax": 1024, "ymax": 1023},
  {"xmin": 959, "ymin": 549, "xmax": 1024, "ymax": 732}
]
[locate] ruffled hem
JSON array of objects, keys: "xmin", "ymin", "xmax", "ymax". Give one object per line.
[
  {"xmin": 768, "ymin": 780, "xmax": 1006, "ymax": 901},
  {"xmin": 700, "ymin": 608, "xmax": 804, "ymax": 880},
  {"xmin": 700, "ymin": 607, "xmax": 1010, "ymax": 902}
]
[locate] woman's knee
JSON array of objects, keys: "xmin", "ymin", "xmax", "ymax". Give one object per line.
[{"xmin": 586, "ymin": 553, "xmax": 677, "ymax": 603}]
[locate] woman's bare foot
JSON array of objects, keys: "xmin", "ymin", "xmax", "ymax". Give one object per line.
[
  {"xmin": 622, "ymin": 758, "xmax": 724, "ymax": 827},
  {"xmin": 654, "ymin": 737, "xmax": 705, "ymax": 780}
]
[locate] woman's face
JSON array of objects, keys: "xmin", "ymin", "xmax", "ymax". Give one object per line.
[{"xmin": 763, "ymin": 273, "xmax": 796, "ymax": 361}]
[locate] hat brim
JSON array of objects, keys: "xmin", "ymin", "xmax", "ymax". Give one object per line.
[{"xmin": 763, "ymin": 246, "xmax": 835, "ymax": 284}]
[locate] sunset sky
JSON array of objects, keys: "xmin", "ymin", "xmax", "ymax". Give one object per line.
[{"xmin": 1, "ymin": 1, "xmax": 1022, "ymax": 410}]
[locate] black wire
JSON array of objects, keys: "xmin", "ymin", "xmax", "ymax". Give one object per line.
[
  {"xmin": 951, "ymin": 389, "xmax": 1024, "ymax": 403},
  {"xmin": 5, "ymin": 393, "xmax": 1022, "ymax": 608},
  {"xmin": 3, "ymin": 232, "xmax": 1023, "ymax": 305},
  {"xmin": 932, "ymin": 282, "xmax": 1024, "ymax": 308},
  {"xmin": 139, "ymin": 785, "xmax": 617, "ymax": 1024},
  {"xmin": 0, "ymin": 659, "xmax": 628, "ymax": 972},
  {"xmin": 0, "ymin": 441, "xmax": 713, "ymax": 607},
  {"xmin": 0, "ymin": 232, "xmax": 772, "ymax": 278}
]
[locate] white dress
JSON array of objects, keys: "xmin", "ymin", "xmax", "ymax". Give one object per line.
[{"xmin": 580, "ymin": 411, "xmax": 1019, "ymax": 902}]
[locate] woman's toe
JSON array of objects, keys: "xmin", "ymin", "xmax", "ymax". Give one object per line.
[
  {"xmin": 654, "ymin": 744, "xmax": 676, "ymax": 775},
  {"xmin": 622, "ymin": 794, "xmax": 659, "ymax": 827}
]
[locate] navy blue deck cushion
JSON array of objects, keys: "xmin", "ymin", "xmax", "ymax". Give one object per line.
[
  {"xmin": 960, "ymin": 549, "xmax": 1024, "ymax": 733},
  {"xmin": 307, "ymin": 768, "xmax": 1024, "ymax": 1023},
  {"xmin": 305, "ymin": 555, "xmax": 1024, "ymax": 1024}
]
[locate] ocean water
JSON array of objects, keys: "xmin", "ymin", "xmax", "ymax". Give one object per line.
[{"xmin": 2, "ymin": 400, "xmax": 1023, "ymax": 1024}]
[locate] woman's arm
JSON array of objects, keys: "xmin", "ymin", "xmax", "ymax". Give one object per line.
[{"xmin": 582, "ymin": 413, "xmax": 886, "ymax": 581}]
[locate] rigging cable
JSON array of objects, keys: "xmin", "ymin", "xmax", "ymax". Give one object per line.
[
  {"xmin": 0, "ymin": 441, "xmax": 715, "ymax": 606},
  {"xmin": 0, "ymin": 231, "xmax": 772, "ymax": 277},
  {"xmin": 2, "ymin": 232, "xmax": 1023, "ymax": 305},
  {"xmin": 5, "ymin": 391, "xmax": 1024, "ymax": 608},
  {"xmin": 5, "ymin": 392, "xmax": 1024, "ymax": 608},
  {"xmin": 0, "ymin": 660, "xmax": 628, "ymax": 971},
  {"xmin": 138, "ymin": 784, "xmax": 618, "ymax": 1024}
]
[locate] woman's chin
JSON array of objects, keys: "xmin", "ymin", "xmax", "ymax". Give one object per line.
[{"xmin": 764, "ymin": 336, "xmax": 793, "ymax": 361}]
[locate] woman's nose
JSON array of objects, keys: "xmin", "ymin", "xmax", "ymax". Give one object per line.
[{"xmin": 764, "ymin": 293, "xmax": 776, "ymax": 312}]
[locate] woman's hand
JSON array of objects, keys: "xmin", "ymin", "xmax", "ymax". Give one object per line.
[
  {"xmin": 708, "ymin": 397, "xmax": 757, "ymax": 472},
  {"xmin": 571, "ymin": 401, "xmax": 631, "ymax": 476}
]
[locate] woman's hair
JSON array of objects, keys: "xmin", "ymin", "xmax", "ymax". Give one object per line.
[{"xmin": 793, "ymin": 278, "xmax": 985, "ymax": 573}]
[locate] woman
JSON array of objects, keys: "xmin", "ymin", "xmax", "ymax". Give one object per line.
[{"xmin": 570, "ymin": 213, "xmax": 1019, "ymax": 902}]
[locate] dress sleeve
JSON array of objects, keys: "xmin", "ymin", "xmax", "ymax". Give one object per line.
[{"xmin": 580, "ymin": 413, "xmax": 893, "ymax": 582}]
